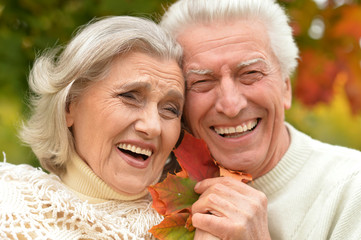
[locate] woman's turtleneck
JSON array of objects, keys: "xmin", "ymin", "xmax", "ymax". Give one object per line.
[{"xmin": 61, "ymin": 153, "xmax": 158, "ymax": 204}]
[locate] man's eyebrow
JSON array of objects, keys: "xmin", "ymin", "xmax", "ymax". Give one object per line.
[
  {"xmin": 185, "ymin": 58, "xmax": 268, "ymax": 77},
  {"xmin": 186, "ymin": 69, "xmax": 213, "ymax": 77},
  {"xmin": 236, "ymin": 58, "xmax": 268, "ymax": 68}
]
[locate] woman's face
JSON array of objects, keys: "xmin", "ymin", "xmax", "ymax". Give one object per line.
[{"xmin": 66, "ymin": 51, "xmax": 184, "ymax": 195}]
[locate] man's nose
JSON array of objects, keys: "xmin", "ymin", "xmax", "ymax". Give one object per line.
[{"xmin": 215, "ymin": 77, "xmax": 247, "ymax": 118}]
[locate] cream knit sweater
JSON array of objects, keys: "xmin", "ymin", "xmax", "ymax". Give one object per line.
[
  {"xmin": 253, "ymin": 124, "xmax": 361, "ymax": 239},
  {"xmin": 0, "ymin": 154, "xmax": 162, "ymax": 240}
]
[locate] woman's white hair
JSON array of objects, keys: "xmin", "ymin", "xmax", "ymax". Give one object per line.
[
  {"xmin": 160, "ymin": 0, "xmax": 299, "ymax": 77},
  {"xmin": 19, "ymin": 16, "xmax": 182, "ymax": 176}
]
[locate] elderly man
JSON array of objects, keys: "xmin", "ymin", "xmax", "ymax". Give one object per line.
[{"xmin": 160, "ymin": 0, "xmax": 361, "ymax": 239}]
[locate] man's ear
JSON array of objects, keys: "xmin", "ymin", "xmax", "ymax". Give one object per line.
[
  {"xmin": 283, "ymin": 77, "xmax": 292, "ymax": 110},
  {"xmin": 66, "ymin": 102, "xmax": 75, "ymax": 127}
]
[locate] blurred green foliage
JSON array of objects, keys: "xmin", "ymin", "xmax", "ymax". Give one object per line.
[{"xmin": 1, "ymin": 0, "xmax": 361, "ymax": 167}]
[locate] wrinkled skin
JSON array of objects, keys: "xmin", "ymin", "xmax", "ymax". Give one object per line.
[
  {"xmin": 177, "ymin": 20, "xmax": 291, "ymax": 239},
  {"xmin": 66, "ymin": 52, "xmax": 184, "ymax": 196},
  {"xmin": 192, "ymin": 177, "xmax": 269, "ymax": 239}
]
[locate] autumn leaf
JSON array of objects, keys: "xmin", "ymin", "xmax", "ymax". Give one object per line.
[
  {"xmin": 148, "ymin": 174, "xmax": 199, "ymax": 215},
  {"xmin": 219, "ymin": 166, "xmax": 253, "ymax": 183},
  {"xmin": 148, "ymin": 131, "xmax": 252, "ymax": 240},
  {"xmin": 149, "ymin": 213, "xmax": 195, "ymax": 240},
  {"xmin": 172, "ymin": 131, "xmax": 219, "ymax": 181}
]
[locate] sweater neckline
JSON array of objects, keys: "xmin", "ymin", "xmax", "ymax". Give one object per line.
[
  {"xmin": 252, "ymin": 123, "xmax": 311, "ymax": 196},
  {"xmin": 61, "ymin": 154, "xmax": 152, "ymax": 203}
]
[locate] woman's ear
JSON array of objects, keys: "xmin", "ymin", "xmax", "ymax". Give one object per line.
[{"xmin": 66, "ymin": 102, "xmax": 75, "ymax": 127}]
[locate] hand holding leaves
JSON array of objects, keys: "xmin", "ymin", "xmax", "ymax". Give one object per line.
[{"xmin": 148, "ymin": 132, "xmax": 252, "ymax": 240}]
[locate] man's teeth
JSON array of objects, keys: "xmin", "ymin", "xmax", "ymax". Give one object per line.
[
  {"xmin": 214, "ymin": 120, "xmax": 258, "ymax": 135},
  {"xmin": 117, "ymin": 143, "xmax": 152, "ymax": 157}
]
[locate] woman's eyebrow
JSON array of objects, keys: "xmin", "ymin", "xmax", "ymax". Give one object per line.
[
  {"xmin": 115, "ymin": 81, "xmax": 151, "ymax": 90},
  {"xmin": 166, "ymin": 89, "xmax": 185, "ymax": 102}
]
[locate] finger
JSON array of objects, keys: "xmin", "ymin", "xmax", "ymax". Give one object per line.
[
  {"xmin": 194, "ymin": 229, "xmax": 220, "ymax": 240},
  {"xmin": 193, "ymin": 212, "xmax": 237, "ymax": 239},
  {"xmin": 192, "ymin": 185, "xmax": 244, "ymax": 216},
  {"xmin": 195, "ymin": 176, "xmax": 258, "ymax": 196},
  {"xmin": 192, "ymin": 194, "xmax": 269, "ymax": 239},
  {"xmin": 195, "ymin": 177, "xmax": 245, "ymax": 193}
]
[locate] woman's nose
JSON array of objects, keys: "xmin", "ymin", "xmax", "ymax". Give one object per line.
[{"xmin": 134, "ymin": 105, "xmax": 161, "ymax": 138}]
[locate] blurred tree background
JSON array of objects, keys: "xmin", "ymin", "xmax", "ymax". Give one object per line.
[{"xmin": 0, "ymin": 0, "xmax": 360, "ymax": 168}]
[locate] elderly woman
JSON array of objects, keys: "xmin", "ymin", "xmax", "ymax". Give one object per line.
[{"xmin": 0, "ymin": 16, "xmax": 184, "ymax": 239}]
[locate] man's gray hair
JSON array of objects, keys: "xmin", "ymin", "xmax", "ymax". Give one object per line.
[
  {"xmin": 160, "ymin": 0, "xmax": 299, "ymax": 77},
  {"xmin": 19, "ymin": 16, "xmax": 182, "ymax": 176}
]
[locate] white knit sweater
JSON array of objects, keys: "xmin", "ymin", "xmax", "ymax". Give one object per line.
[
  {"xmin": 253, "ymin": 123, "xmax": 361, "ymax": 239},
  {"xmin": 0, "ymin": 154, "xmax": 162, "ymax": 240}
]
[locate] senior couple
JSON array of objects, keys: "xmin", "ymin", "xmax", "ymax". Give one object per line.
[{"xmin": 1, "ymin": 0, "xmax": 361, "ymax": 239}]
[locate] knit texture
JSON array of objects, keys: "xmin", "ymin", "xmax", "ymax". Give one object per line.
[
  {"xmin": 253, "ymin": 123, "xmax": 361, "ymax": 240},
  {"xmin": 61, "ymin": 154, "xmax": 160, "ymax": 203},
  {"xmin": 0, "ymin": 157, "xmax": 162, "ymax": 239}
]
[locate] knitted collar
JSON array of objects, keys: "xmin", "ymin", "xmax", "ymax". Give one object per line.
[
  {"xmin": 252, "ymin": 123, "xmax": 310, "ymax": 195},
  {"xmin": 61, "ymin": 153, "xmax": 159, "ymax": 203}
]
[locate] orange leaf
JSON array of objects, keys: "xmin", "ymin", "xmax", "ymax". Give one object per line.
[
  {"xmin": 185, "ymin": 213, "xmax": 195, "ymax": 232},
  {"xmin": 148, "ymin": 174, "xmax": 199, "ymax": 216},
  {"xmin": 148, "ymin": 185, "xmax": 166, "ymax": 215},
  {"xmin": 219, "ymin": 167, "xmax": 253, "ymax": 183},
  {"xmin": 175, "ymin": 169, "xmax": 188, "ymax": 178},
  {"xmin": 149, "ymin": 213, "xmax": 195, "ymax": 240}
]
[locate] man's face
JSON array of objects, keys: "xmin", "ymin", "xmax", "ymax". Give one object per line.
[{"xmin": 177, "ymin": 20, "xmax": 292, "ymax": 178}]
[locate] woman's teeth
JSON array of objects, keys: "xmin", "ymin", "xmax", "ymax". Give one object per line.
[
  {"xmin": 117, "ymin": 143, "xmax": 152, "ymax": 160},
  {"xmin": 214, "ymin": 120, "xmax": 258, "ymax": 137}
]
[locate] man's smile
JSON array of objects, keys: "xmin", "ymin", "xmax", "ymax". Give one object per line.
[{"xmin": 212, "ymin": 119, "xmax": 259, "ymax": 138}]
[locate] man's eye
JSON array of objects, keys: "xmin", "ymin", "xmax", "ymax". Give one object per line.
[
  {"xmin": 238, "ymin": 71, "xmax": 264, "ymax": 85},
  {"xmin": 187, "ymin": 79, "xmax": 215, "ymax": 93},
  {"xmin": 246, "ymin": 70, "xmax": 260, "ymax": 75}
]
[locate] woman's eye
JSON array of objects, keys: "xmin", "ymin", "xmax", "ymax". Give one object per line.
[
  {"xmin": 167, "ymin": 107, "xmax": 180, "ymax": 116},
  {"xmin": 119, "ymin": 91, "xmax": 136, "ymax": 100},
  {"xmin": 118, "ymin": 91, "xmax": 143, "ymax": 106},
  {"xmin": 162, "ymin": 103, "xmax": 181, "ymax": 119}
]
